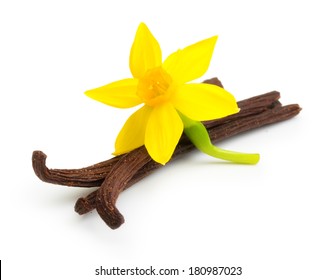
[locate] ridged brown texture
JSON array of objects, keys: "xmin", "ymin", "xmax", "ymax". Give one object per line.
[{"xmin": 32, "ymin": 78, "xmax": 301, "ymax": 229}]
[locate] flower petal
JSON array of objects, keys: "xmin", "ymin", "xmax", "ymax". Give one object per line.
[
  {"xmin": 163, "ymin": 36, "xmax": 217, "ymax": 84},
  {"xmin": 129, "ymin": 23, "xmax": 162, "ymax": 79},
  {"xmin": 114, "ymin": 105, "xmax": 152, "ymax": 155},
  {"xmin": 85, "ymin": 78, "xmax": 141, "ymax": 108},
  {"xmin": 173, "ymin": 83, "xmax": 239, "ymax": 121},
  {"xmin": 145, "ymin": 102, "xmax": 183, "ymax": 165}
]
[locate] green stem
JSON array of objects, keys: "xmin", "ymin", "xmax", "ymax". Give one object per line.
[{"xmin": 180, "ymin": 114, "xmax": 260, "ymax": 164}]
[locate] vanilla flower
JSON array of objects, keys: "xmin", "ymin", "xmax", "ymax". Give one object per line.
[{"xmin": 85, "ymin": 23, "xmax": 259, "ymax": 165}]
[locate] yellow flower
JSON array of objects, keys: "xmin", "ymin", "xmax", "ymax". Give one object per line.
[{"xmin": 85, "ymin": 23, "xmax": 239, "ymax": 165}]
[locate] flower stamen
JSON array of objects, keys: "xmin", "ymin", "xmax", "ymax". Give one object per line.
[{"xmin": 137, "ymin": 67, "xmax": 173, "ymax": 106}]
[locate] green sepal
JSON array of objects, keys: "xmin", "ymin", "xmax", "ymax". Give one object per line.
[{"xmin": 180, "ymin": 113, "xmax": 260, "ymax": 164}]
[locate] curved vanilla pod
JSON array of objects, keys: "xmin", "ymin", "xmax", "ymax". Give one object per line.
[{"xmin": 180, "ymin": 114, "xmax": 260, "ymax": 164}]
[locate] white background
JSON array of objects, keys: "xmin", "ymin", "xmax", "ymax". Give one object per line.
[{"xmin": 1, "ymin": 0, "xmax": 335, "ymax": 279}]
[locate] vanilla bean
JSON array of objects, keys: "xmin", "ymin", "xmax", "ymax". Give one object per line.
[{"xmin": 31, "ymin": 78, "xmax": 301, "ymax": 229}]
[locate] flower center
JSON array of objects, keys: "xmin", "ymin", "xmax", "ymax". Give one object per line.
[{"xmin": 137, "ymin": 67, "xmax": 173, "ymax": 106}]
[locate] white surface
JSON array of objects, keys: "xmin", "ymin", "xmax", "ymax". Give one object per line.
[{"xmin": 1, "ymin": 0, "xmax": 335, "ymax": 279}]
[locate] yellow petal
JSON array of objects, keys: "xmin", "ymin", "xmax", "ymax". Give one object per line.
[
  {"xmin": 85, "ymin": 78, "xmax": 141, "ymax": 108},
  {"xmin": 114, "ymin": 105, "xmax": 152, "ymax": 155},
  {"xmin": 145, "ymin": 102, "xmax": 183, "ymax": 165},
  {"xmin": 173, "ymin": 83, "xmax": 239, "ymax": 121},
  {"xmin": 129, "ymin": 23, "xmax": 162, "ymax": 79},
  {"xmin": 163, "ymin": 36, "xmax": 217, "ymax": 84}
]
